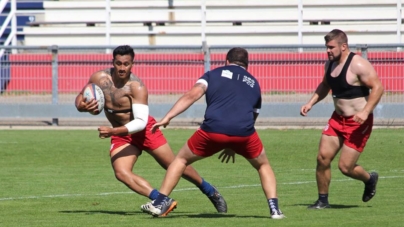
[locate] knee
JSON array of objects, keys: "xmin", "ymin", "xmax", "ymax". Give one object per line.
[
  {"xmin": 114, "ymin": 169, "xmax": 131, "ymax": 183},
  {"xmin": 173, "ymin": 156, "xmax": 190, "ymax": 167},
  {"xmin": 316, "ymin": 154, "xmax": 331, "ymax": 168},
  {"xmin": 338, "ymin": 163, "xmax": 353, "ymax": 176}
]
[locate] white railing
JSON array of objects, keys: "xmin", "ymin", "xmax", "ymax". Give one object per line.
[
  {"xmin": 398, "ymin": 0, "xmax": 403, "ymax": 43},
  {"xmin": 3, "ymin": 0, "xmax": 404, "ymax": 48},
  {"xmin": 0, "ymin": 0, "xmax": 17, "ymax": 57}
]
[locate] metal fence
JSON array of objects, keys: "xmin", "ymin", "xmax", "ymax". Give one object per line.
[{"xmin": 0, "ymin": 44, "xmax": 403, "ymax": 126}]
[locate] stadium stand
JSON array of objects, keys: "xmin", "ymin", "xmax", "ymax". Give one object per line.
[
  {"xmin": 18, "ymin": 0, "xmax": 404, "ymax": 46},
  {"xmin": 0, "ymin": 0, "xmax": 44, "ymax": 45},
  {"xmin": 0, "ymin": 0, "xmax": 44, "ymax": 93}
]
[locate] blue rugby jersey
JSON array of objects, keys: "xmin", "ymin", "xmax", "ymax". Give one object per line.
[{"xmin": 198, "ymin": 65, "xmax": 262, "ymax": 136}]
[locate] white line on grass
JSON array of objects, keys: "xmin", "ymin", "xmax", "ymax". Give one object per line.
[{"xmin": 0, "ymin": 175, "xmax": 402, "ymax": 201}]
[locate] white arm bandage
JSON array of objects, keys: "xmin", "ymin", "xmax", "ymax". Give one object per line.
[{"xmin": 124, "ymin": 104, "xmax": 149, "ymax": 134}]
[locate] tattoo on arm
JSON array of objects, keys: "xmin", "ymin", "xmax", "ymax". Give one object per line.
[
  {"xmin": 98, "ymin": 78, "xmax": 116, "ymax": 103},
  {"xmin": 99, "ymin": 78, "xmax": 113, "ymax": 90},
  {"xmin": 101, "ymin": 69, "xmax": 112, "ymax": 75},
  {"xmin": 129, "ymin": 74, "xmax": 144, "ymax": 87}
]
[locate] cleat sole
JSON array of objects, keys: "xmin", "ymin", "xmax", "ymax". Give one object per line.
[{"xmin": 159, "ymin": 202, "xmax": 177, "ymax": 217}]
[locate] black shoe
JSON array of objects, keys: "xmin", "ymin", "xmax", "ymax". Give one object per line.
[
  {"xmin": 362, "ymin": 172, "xmax": 379, "ymax": 202},
  {"xmin": 307, "ymin": 200, "xmax": 331, "ymax": 209},
  {"xmin": 208, "ymin": 186, "xmax": 227, "ymax": 213}
]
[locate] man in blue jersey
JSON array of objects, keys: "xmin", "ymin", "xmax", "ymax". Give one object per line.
[{"xmin": 140, "ymin": 47, "xmax": 284, "ymax": 219}]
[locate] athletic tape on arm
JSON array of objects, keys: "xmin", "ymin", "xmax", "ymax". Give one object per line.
[
  {"xmin": 124, "ymin": 104, "xmax": 149, "ymax": 134},
  {"xmin": 196, "ymin": 79, "xmax": 208, "ymax": 88}
]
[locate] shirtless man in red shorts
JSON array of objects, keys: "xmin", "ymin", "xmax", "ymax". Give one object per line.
[
  {"xmin": 74, "ymin": 45, "xmax": 227, "ymax": 213},
  {"xmin": 300, "ymin": 29, "xmax": 384, "ymax": 209}
]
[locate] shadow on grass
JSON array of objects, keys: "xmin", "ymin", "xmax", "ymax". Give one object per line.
[
  {"xmin": 59, "ymin": 210, "xmax": 269, "ymax": 219},
  {"xmin": 178, "ymin": 213, "xmax": 271, "ymax": 219},
  {"xmin": 137, "ymin": 213, "xmax": 239, "ymax": 219},
  {"xmin": 59, "ymin": 210, "xmax": 141, "ymax": 216},
  {"xmin": 294, "ymin": 204, "xmax": 361, "ymax": 209}
]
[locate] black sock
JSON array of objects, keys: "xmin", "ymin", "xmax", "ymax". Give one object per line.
[
  {"xmin": 319, "ymin": 194, "xmax": 328, "ymax": 204},
  {"xmin": 366, "ymin": 174, "xmax": 375, "ymax": 185}
]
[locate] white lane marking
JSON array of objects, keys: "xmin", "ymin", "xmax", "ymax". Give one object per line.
[{"xmin": 0, "ymin": 175, "xmax": 402, "ymax": 201}]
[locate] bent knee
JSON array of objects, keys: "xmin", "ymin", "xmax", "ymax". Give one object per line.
[
  {"xmin": 114, "ymin": 169, "xmax": 133, "ymax": 182},
  {"xmin": 338, "ymin": 164, "xmax": 353, "ymax": 176},
  {"xmin": 316, "ymin": 154, "xmax": 332, "ymax": 167}
]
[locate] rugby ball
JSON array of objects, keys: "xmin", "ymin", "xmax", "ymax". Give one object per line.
[{"xmin": 82, "ymin": 83, "xmax": 105, "ymax": 114}]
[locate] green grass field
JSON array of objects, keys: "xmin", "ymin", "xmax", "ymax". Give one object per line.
[{"xmin": 0, "ymin": 128, "xmax": 403, "ymax": 227}]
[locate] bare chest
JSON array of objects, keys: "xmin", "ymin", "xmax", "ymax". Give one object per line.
[{"xmin": 103, "ymin": 87, "xmax": 131, "ymax": 109}]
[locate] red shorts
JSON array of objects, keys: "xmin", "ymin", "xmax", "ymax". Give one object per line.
[
  {"xmin": 109, "ymin": 116, "xmax": 167, "ymax": 154},
  {"xmin": 322, "ymin": 111, "xmax": 373, "ymax": 152},
  {"xmin": 187, "ymin": 128, "xmax": 263, "ymax": 159}
]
